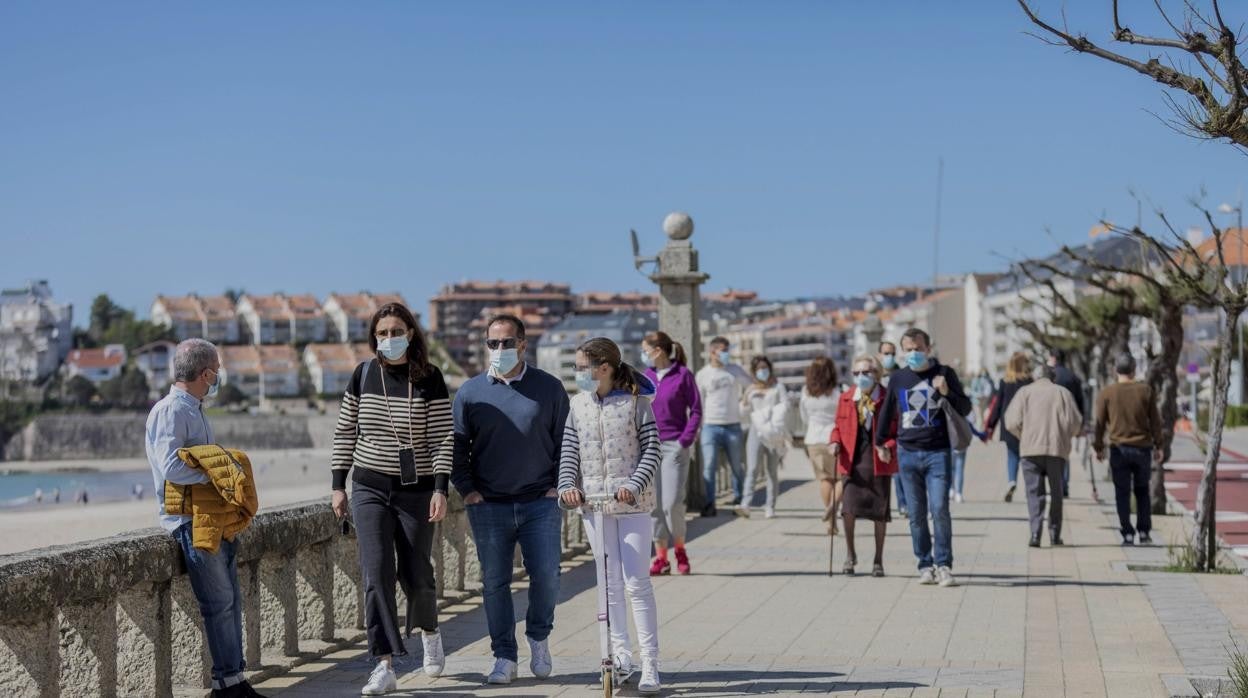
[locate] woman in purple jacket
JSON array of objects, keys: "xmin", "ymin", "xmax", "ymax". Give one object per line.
[{"xmin": 641, "ymin": 331, "xmax": 703, "ymax": 576}]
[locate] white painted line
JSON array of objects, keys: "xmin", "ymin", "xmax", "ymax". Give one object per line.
[
  {"xmin": 1167, "ymin": 462, "xmax": 1248, "ymax": 471},
  {"xmin": 1215, "ymin": 511, "xmax": 1248, "ymax": 523},
  {"xmin": 1164, "ymin": 482, "xmax": 1189, "ymax": 489}
]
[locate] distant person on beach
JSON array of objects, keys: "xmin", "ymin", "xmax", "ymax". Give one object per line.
[{"xmin": 34, "ymin": 487, "xmax": 43, "ymax": 504}]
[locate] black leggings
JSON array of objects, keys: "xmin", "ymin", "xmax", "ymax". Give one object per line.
[{"xmin": 351, "ymin": 476, "xmax": 438, "ymax": 657}]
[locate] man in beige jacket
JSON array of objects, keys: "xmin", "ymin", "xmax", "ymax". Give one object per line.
[{"xmin": 1005, "ymin": 364, "xmax": 1083, "ymax": 547}]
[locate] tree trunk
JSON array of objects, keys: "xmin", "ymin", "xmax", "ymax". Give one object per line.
[
  {"xmin": 1147, "ymin": 302, "xmax": 1184, "ymax": 515},
  {"xmin": 1191, "ymin": 307, "xmax": 1238, "ymax": 571}
]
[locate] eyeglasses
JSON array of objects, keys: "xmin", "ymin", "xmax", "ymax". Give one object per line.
[
  {"xmin": 375, "ymin": 328, "xmax": 407, "ymax": 339},
  {"xmin": 880, "ymin": 353, "xmax": 895, "ymax": 357},
  {"xmin": 484, "ymin": 337, "xmax": 519, "ymax": 349}
]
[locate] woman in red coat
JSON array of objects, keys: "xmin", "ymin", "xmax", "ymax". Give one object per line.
[{"xmin": 828, "ymin": 355, "xmax": 897, "ymax": 577}]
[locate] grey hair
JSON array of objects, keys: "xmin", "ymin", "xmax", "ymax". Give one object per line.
[
  {"xmin": 1032, "ymin": 364, "xmax": 1054, "ymax": 381},
  {"xmin": 174, "ymin": 339, "xmax": 220, "ymax": 382}
]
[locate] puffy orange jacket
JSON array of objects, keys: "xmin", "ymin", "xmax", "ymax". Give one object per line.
[{"xmin": 165, "ymin": 445, "xmax": 260, "ymax": 553}]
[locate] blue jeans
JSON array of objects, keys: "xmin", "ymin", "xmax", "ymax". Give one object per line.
[
  {"xmin": 466, "ymin": 496, "xmax": 562, "ymax": 661},
  {"xmin": 895, "ymin": 475, "xmax": 907, "ymax": 512},
  {"xmin": 951, "ymin": 449, "xmax": 966, "ymax": 496},
  {"xmin": 173, "ymin": 523, "xmax": 245, "ymax": 689},
  {"xmin": 898, "ymin": 447, "xmax": 954, "ymax": 570},
  {"xmin": 700, "ymin": 424, "xmax": 745, "ymax": 504},
  {"xmin": 1006, "ymin": 445, "xmax": 1020, "ymax": 485}
]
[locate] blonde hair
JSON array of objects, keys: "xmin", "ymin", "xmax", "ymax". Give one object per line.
[
  {"xmin": 1004, "ymin": 351, "xmax": 1031, "ymax": 383},
  {"xmin": 852, "ymin": 354, "xmax": 882, "ymax": 377}
]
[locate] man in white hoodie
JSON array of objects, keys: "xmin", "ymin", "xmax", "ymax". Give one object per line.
[{"xmin": 695, "ymin": 336, "xmax": 753, "ymax": 516}]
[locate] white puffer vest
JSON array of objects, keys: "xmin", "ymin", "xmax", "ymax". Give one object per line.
[{"xmin": 570, "ymin": 391, "xmax": 656, "ymax": 516}]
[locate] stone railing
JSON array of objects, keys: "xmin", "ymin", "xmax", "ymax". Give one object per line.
[{"xmin": 0, "ymin": 494, "xmax": 588, "ymax": 697}]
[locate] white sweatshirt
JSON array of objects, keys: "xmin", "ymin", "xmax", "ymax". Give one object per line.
[
  {"xmin": 696, "ymin": 363, "xmax": 753, "ymax": 426},
  {"xmin": 800, "ymin": 387, "xmax": 841, "ymax": 445}
]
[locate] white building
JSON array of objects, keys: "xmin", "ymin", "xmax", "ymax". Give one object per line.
[
  {"xmin": 323, "ymin": 292, "xmax": 408, "ymax": 343},
  {"xmin": 64, "ymin": 345, "xmax": 127, "ymax": 384},
  {"xmin": 133, "ymin": 340, "xmax": 177, "ymax": 393},
  {"xmin": 303, "ymin": 343, "xmax": 372, "ymax": 396},
  {"xmin": 537, "ymin": 310, "xmax": 659, "ymax": 391},
  {"xmin": 151, "ymin": 295, "xmax": 240, "ymax": 344},
  {"xmin": 0, "ymin": 280, "xmax": 73, "ymax": 383},
  {"xmin": 723, "ymin": 313, "xmax": 856, "ymax": 393},
  {"xmin": 219, "ymin": 345, "xmax": 301, "ymax": 399}
]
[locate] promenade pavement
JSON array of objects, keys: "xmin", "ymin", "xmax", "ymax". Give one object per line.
[{"xmin": 254, "ymin": 441, "xmax": 1248, "ymax": 697}]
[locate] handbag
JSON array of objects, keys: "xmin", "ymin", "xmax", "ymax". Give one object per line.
[{"xmin": 939, "ymin": 368, "xmax": 973, "ymax": 451}]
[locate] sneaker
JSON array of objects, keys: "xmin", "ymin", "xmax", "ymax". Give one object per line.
[
  {"xmin": 638, "ymin": 659, "xmax": 661, "ymax": 695},
  {"xmin": 1004, "ymin": 482, "xmax": 1016, "ymax": 503},
  {"xmin": 936, "ymin": 566, "xmax": 958, "ymax": 587},
  {"xmin": 1063, "ymin": 485, "xmax": 1070, "ymax": 498},
  {"xmin": 487, "ymin": 657, "xmax": 518, "ymax": 685},
  {"xmin": 898, "ymin": 506, "xmax": 909, "ymax": 519},
  {"xmin": 764, "ymin": 506, "xmax": 775, "ymax": 519},
  {"xmin": 421, "ymin": 630, "xmax": 445, "ymax": 678},
  {"xmin": 613, "ymin": 654, "xmax": 635, "ymax": 684},
  {"xmin": 1121, "ymin": 534, "xmax": 1135, "ymax": 546},
  {"xmin": 954, "ymin": 492, "xmax": 964, "ymax": 504},
  {"xmin": 735, "ymin": 504, "xmax": 750, "ymax": 518},
  {"xmin": 918, "ymin": 567, "xmax": 937, "ymax": 585},
  {"xmin": 674, "ymin": 547, "xmax": 691, "ymax": 575},
  {"xmin": 527, "ymin": 637, "xmax": 552, "ymax": 679},
  {"xmin": 1139, "ymin": 533, "xmax": 1153, "ymax": 545},
  {"xmin": 361, "ymin": 661, "xmax": 397, "ymax": 695},
  {"xmin": 699, "ymin": 503, "xmax": 717, "ymax": 518},
  {"xmin": 1029, "ymin": 533, "xmax": 1041, "ymax": 548},
  {"xmin": 649, "ymin": 556, "xmax": 671, "ymax": 576}
]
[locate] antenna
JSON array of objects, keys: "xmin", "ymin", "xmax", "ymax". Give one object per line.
[
  {"xmin": 630, "ymin": 229, "xmax": 658, "ymax": 277},
  {"xmin": 933, "ymin": 156, "xmax": 943, "ymax": 290}
]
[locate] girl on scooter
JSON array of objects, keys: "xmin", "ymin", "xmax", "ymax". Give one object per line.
[{"xmin": 558, "ymin": 336, "xmax": 664, "ymax": 695}]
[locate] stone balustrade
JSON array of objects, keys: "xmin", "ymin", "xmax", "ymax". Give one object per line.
[{"xmin": 0, "ymin": 494, "xmax": 587, "ymax": 698}]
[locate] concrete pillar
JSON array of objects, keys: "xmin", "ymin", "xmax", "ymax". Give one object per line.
[
  {"xmin": 116, "ymin": 583, "xmax": 171, "ymax": 698},
  {"xmin": 296, "ymin": 543, "xmax": 334, "ymax": 642},
  {"xmin": 169, "ymin": 577, "xmax": 211, "ymax": 689},
  {"xmin": 0, "ymin": 612, "xmax": 58, "ymax": 697},
  {"xmin": 645, "ymin": 212, "xmax": 710, "ymax": 508},
  {"xmin": 58, "ymin": 599, "xmax": 118, "ymax": 697},
  {"xmin": 239, "ymin": 561, "xmax": 263, "ymax": 668},
  {"xmin": 331, "ymin": 536, "xmax": 364, "ymax": 633}
]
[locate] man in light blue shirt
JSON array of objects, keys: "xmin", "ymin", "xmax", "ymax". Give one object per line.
[{"xmin": 145, "ymin": 339, "xmax": 264, "ymax": 698}]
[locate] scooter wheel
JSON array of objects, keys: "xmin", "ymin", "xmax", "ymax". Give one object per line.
[{"xmin": 602, "ymin": 668, "xmax": 613, "ymax": 696}]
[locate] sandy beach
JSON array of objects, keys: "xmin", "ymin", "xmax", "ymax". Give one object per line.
[{"xmin": 0, "ymin": 449, "xmax": 336, "ymax": 555}]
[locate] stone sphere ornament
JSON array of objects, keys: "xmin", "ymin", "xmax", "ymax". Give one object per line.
[{"xmin": 663, "ymin": 212, "xmax": 694, "ymax": 240}]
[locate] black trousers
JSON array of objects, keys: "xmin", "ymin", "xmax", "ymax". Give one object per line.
[
  {"xmin": 1109, "ymin": 445, "xmax": 1153, "ymax": 536},
  {"xmin": 351, "ymin": 476, "xmax": 438, "ymax": 657}
]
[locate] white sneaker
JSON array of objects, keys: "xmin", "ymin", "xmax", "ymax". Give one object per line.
[
  {"xmin": 638, "ymin": 659, "xmax": 661, "ymax": 695},
  {"xmin": 421, "ymin": 630, "xmax": 445, "ymax": 678},
  {"xmin": 918, "ymin": 567, "xmax": 936, "ymax": 585},
  {"xmin": 527, "ymin": 637, "xmax": 552, "ymax": 679},
  {"xmin": 487, "ymin": 657, "xmax": 517, "ymax": 684},
  {"xmin": 612, "ymin": 654, "xmax": 635, "ymax": 684},
  {"xmin": 954, "ymin": 492, "xmax": 964, "ymax": 504},
  {"xmin": 937, "ymin": 566, "xmax": 958, "ymax": 587},
  {"xmin": 735, "ymin": 504, "xmax": 751, "ymax": 518},
  {"xmin": 361, "ymin": 660, "xmax": 396, "ymax": 695},
  {"xmin": 764, "ymin": 506, "xmax": 775, "ymax": 519}
]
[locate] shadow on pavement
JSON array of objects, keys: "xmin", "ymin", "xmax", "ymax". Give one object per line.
[{"xmin": 958, "ymin": 573, "xmax": 1140, "ymax": 588}]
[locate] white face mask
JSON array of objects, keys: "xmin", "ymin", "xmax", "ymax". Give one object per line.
[
  {"xmin": 575, "ymin": 369, "xmax": 597, "ymax": 393},
  {"xmin": 378, "ymin": 335, "xmax": 409, "ymax": 361},
  {"xmin": 206, "ymin": 368, "xmax": 224, "ymax": 399},
  {"xmin": 491, "ymin": 348, "xmax": 519, "ymax": 374}
]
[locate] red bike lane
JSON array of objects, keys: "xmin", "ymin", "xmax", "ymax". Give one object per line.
[{"xmin": 1163, "ymin": 433, "xmax": 1248, "ymax": 561}]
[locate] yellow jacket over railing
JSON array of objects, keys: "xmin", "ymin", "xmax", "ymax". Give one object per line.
[{"xmin": 165, "ymin": 445, "xmax": 260, "ymax": 553}]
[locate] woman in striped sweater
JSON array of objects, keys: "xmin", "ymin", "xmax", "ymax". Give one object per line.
[
  {"xmin": 557, "ymin": 337, "xmax": 664, "ymax": 695},
  {"xmin": 330, "ymin": 302, "xmax": 453, "ymax": 696}
]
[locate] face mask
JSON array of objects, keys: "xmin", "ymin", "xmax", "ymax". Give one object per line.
[
  {"xmin": 206, "ymin": 368, "xmax": 223, "ymax": 399},
  {"xmin": 714, "ymin": 348, "xmax": 730, "ymax": 364},
  {"xmin": 642, "ymin": 351, "xmax": 656, "ymax": 368},
  {"xmin": 905, "ymin": 351, "xmax": 927, "ymax": 370},
  {"xmin": 755, "ymin": 368, "xmax": 770, "ymax": 382},
  {"xmin": 490, "ymin": 348, "xmax": 519, "ymax": 374},
  {"xmin": 575, "ymin": 369, "xmax": 597, "ymax": 393},
  {"xmin": 855, "ymin": 374, "xmax": 875, "ymax": 392},
  {"xmin": 881, "ymin": 355, "xmax": 897, "ymax": 370},
  {"xmin": 378, "ymin": 335, "xmax": 409, "ymax": 361}
]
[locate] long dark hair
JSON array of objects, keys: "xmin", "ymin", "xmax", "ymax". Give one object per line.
[
  {"xmin": 368, "ymin": 302, "xmax": 432, "ymax": 383},
  {"xmin": 750, "ymin": 355, "xmax": 776, "ymax": 387},
  {"xmin": 578, "ymin": 336, "xmax": 641, "ymax": 396},
  {"xmin": 805, "ymin": 356, "xmax": 838, "ymax": 397},
  {"xmin": 643, "ymin": 330, "xmax": 687, "ymax": 366}
]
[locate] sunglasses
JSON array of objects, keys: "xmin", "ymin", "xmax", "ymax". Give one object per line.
[
  {"xmin": 485, "ymin": 338, "xmax": 520, "ymax": 350},
  {"xmin": 852, "ymin": 370, "xmax": 873, "ymax": 376}
]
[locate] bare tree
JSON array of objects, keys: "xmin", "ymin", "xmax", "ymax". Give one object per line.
[{"xmin": 1017, "ymin": 0, "xmax": 1248, "ymax": 149}]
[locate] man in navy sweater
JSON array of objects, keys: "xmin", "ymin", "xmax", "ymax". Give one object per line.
[
  {"xmin": 874, "ymin": 328, "xmax": 973, "ymax": 588},
  {"xmin": 452, "ymin": 314, "xmax": 571, "ymax": 686}
]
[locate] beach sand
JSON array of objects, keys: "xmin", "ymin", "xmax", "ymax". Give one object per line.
[{"xmin": 0, "ymin": 449, "xmax": 336, "ymax": 555}]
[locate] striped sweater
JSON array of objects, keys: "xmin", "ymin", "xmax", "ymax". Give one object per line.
[
  {"xmin": 332, "ymin": 360, "xmax": 453, "ymax": 491},
  {"xmin": 557, "ymin": 390, "xmax": 661, "ymax": 501}
]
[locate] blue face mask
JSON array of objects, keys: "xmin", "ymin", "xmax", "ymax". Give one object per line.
[
  {"xmin": 881, "ymin": 355, "xmax": 897, "ymax": 370},
  {"xmin": 575, "ymin": 369, "xmax": 597, "ymax": 393},
  {"xmin": 490, "ymin": 348, "xmax": 519, "ymax": 374},
  {"xmin": 641, "ymin": 350, "xmax": 656, "ymax": 368},
  {"xmin": 755, "ymin": 368, "xmax": 770, "ymax": 382},
  {"xmin": 905, "ymin": 351, "xmax": 927, "ymax": 370},
  {"xmin": 378, "ymin": 336, "xmax": 409, "ymax": 361},
  {"xmin": 206, "ymin": 368, "xmax": 223, "ymax": 399},
  {"xmin": 854, "ymin": 374, "xmax": 875, "ymax": 392}
]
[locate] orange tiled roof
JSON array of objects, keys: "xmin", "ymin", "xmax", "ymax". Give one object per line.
[
  {"xmin": 66, "ymin": 348, "xmax": 125, "ymax": 370},
  {"xmin": 1195, "ymin": 228, "xmax": 1248, "ymax": 266},
  {"xmin": 240, "ymin": 294, "xmax": 288, "ymax": 320},
  {"xmin": 155, "ymin": 295, "xmax": 203, "ymax": 320},
  {"xmin": 285, "ymin": 294, "xmax": 323, "ymax": 319},
  {"xmin": 220, "ymin": 345, "xmax": 261, "ymax": 374}
]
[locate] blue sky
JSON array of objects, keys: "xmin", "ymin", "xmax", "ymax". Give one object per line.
[{"xmin": 2, "ymin": 1, "xmax": 1245, "ymax": 325}]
